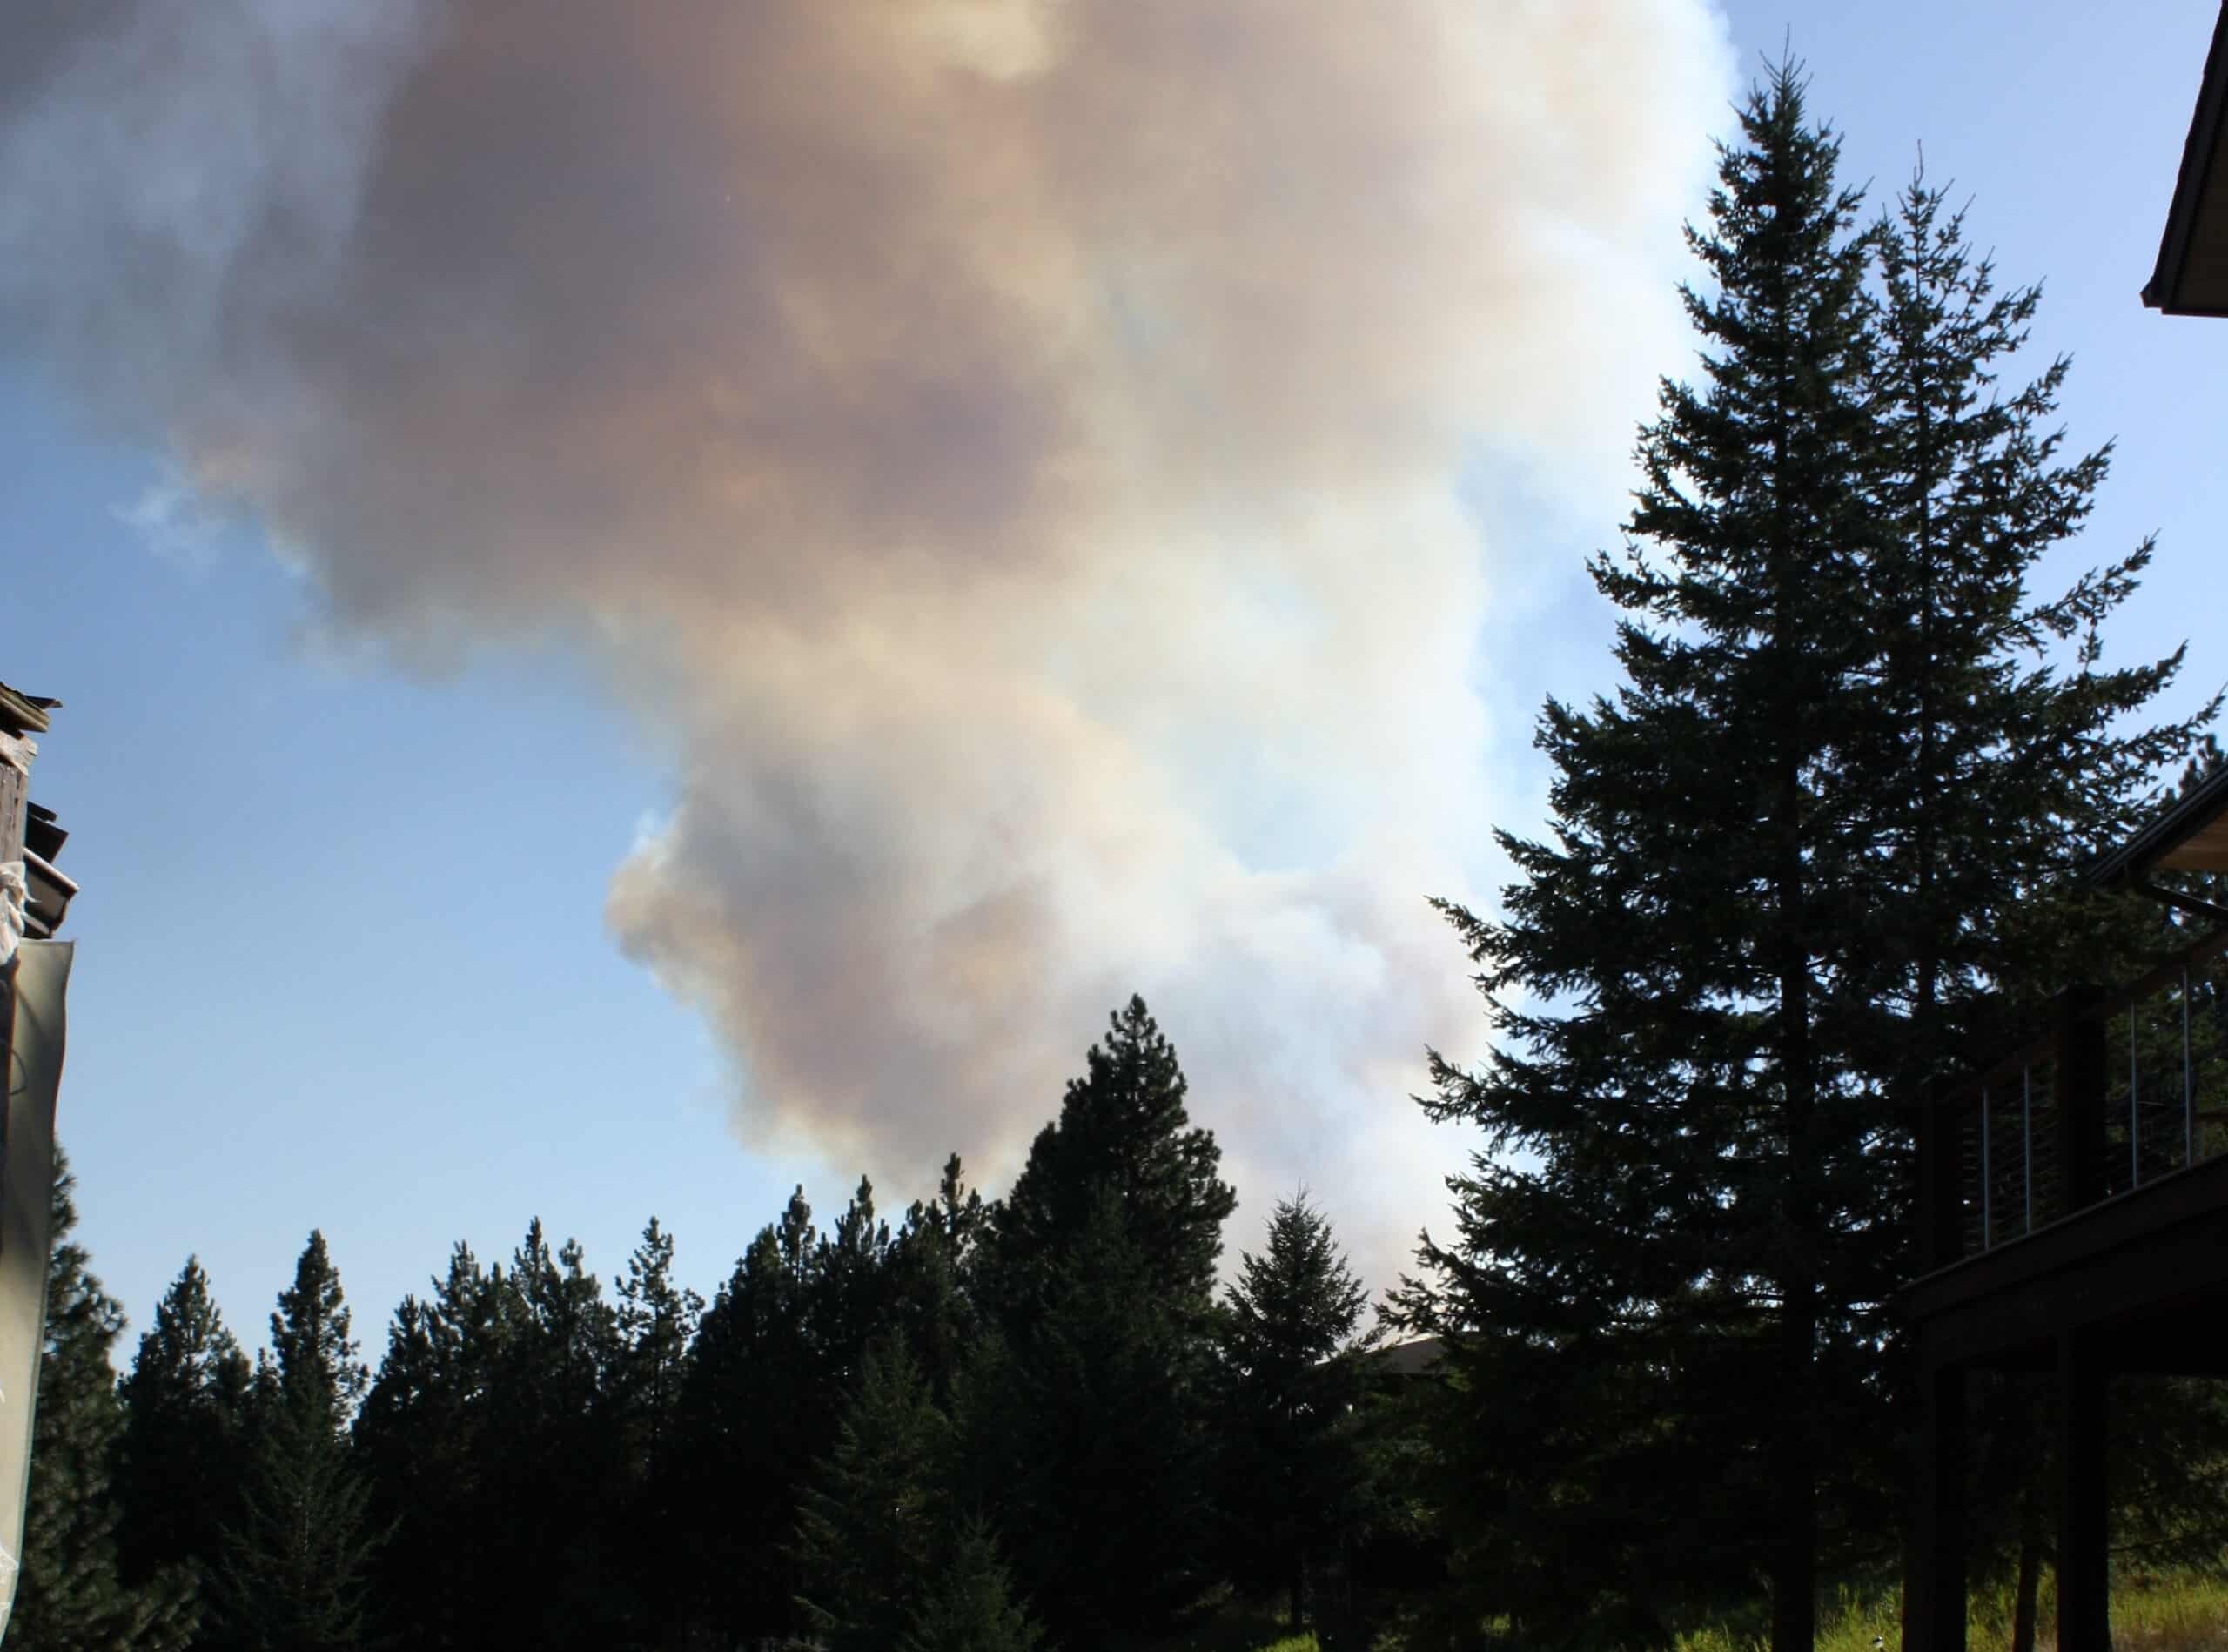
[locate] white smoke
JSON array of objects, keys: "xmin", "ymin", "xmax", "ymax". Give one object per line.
[{"xmin": 2, "ymin": 0, "xmax": 1735, "ymax": 1289}]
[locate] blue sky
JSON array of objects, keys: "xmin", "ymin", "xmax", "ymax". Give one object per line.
[{"xmin": 6, "ymin": 0, "xmax": 2226, "ymax": 1363}]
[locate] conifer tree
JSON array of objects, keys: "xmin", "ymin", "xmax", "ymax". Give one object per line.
[
  {"xmin": 672, "ymin": 1186, "xmax": 829, "ymax": 1644},
  {"xmin": 897, "ymin": 1514, "xmax": 1044, "ymax": 1652},
  {"xmin": 990, "ymin": 1192, "xmax": 1217, "ymax": 1649},
  {"xmin": 988, "ymin": 994, "xmax": 1237, "ymax": 1334},
  {"xmin": 1389, "ymin": 64, "xmax": 2212, "ymax": 1652},
  {"xmin": 615, "ymin": 1216, "xmax": 701, "ymax": 1492},
  {"xmin": 216, "ymin": 1232, "xmax": 382, "ymax": 1652},
  {"xmin": 1218, "ymin": 1192, "xmax": 1374, "ymax": 1630},
  {"xmin": 10, "ymin": 1148, "xmax": 199, "ymax": 1652},
  {"xmin": 790, "ymin": 1337, "xmax": 952, "ymax": 1652},
  {"xmin": 614, "ymin": 1216, "xmax": 701, "ymax": 1646},
  {"xmin": 116, "ymin": 1255, "xmax": 253, "ymax": 1597}
]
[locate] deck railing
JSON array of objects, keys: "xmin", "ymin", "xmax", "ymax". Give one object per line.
[{"xmin": 1918, "ymin": 923, "xmax": 2228, "ymax": 1273}]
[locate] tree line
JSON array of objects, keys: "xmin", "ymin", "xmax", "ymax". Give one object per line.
[
  {"xmin": 19, "ymin": 997, "xmax": 1402, "ymax": 1652},
  {"xmin": 14, "ymin": 57, "xmax": 2228, "ymax": 1652}
]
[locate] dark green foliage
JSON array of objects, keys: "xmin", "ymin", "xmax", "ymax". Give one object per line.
[
  {"xmin": 11, "ymin": 1147, "xmax": 199, "ymax": 1652},
  {"xmin": 791, "ymin": 1337, "xmax": 952, "ymax": 1652},
  {"xmin": 614, "ymin": 1215, "xmax": 702, "ymax": 1646},
  {"xmin": 354, "ymin": 1226, "xmax": 626, "ymax": 1650},
  {"xmin": 1217, "ymin": 1192, "xmax": 1374, "ymax": 1630},
  {"xmin": 988, "ymin": 995, "xmax": 1237, "ymax": 1336},
  {"xmin": 988, "ymin": 1193, "xmax": 1218, "ymax": 1650},
  {"xmin": 116, "ymin": 1256, "xmax": 252, "ymax": 1601},
  {"xmin": 215, "ymin": 1232, "xmax": 381, "ymax": 1652},
  {"xmin": 897, "ymin": 1514, "xmax": 1044, "ymax": 1652},
  {"xmin": 964, "ymin": 999, "xmax": 1238, "ymax": 1647},
  {"xmin": 1388, "ymin": 61, "xmax": 2211, "ymax": 1652},
  {"xmin": 670, "ymin": 1187, "xmax": 829, "ymax": 1645}
]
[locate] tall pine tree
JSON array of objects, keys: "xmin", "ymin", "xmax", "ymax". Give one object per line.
[
  {"xmin": 790, "ymin": 1336, "xmax": 952, "ymax": 1652},
  {"xmin": 217, "ymin": 1232, "xmax": 382, "ymax": 1652},
  {"xmin": 1217, "ymin": 1192, "xmax": 1375, "ymax": 1631},
  {"xmin": 986, "ymin": 994, "xmax": 1236, "ymax": 1334},
  {"xmin": 10, "ymin": 1147, "xmax": 198, "ymax": 1652},
  {"xmin": 115, "ymin": 1256, "xmax": 252, "ymax": 1611},
  {"xmin": 1389, "ymin": 62, "xmax": 2210, "ymax": 1651}
]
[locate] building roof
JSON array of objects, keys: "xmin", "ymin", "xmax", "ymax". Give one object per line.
[
  {"xmin": 2082, "ymin": 762, "xmax": 2228, "ymax": 889},
  {"xmin": 2145, "ymin": 2, "xmax": 2228, "ymax": 315},
  {"xmin": 1360, "ymin": 1335, "xmax": 1446, "ymax": 1378},
  {"xmin": 0, "ymin": 682, "xmax": 55, "ymax": 739}
]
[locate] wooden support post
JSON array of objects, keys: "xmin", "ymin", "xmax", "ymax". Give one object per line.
[
  {"xmin": 2057, "ymin": 1331, "xmax": 2111, "ymax": 1652},
  {"xmin": 1918, "ymin": 1078, "xmax": 1962, "ymax": 1274},
  {"xmin": 2054, "ymin": 986, "xmax": 2108, "ymax": 1219},
  {"xmin": 1905, "ymin": 1353, "xmax": 1967, "ymax": 1652}
]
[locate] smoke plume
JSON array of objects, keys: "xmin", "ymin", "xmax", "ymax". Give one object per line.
[{"xmin": 3, "ymin": 0, "xmax": 1732, "ymax": 1287}]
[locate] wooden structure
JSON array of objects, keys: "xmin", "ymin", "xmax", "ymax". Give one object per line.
[
  {"xmin": 2146, "ymin": 1, "xmax": 2228, "ymax": 316},
  {"xmin": 1903, "ymin": 768, "xmax": 2228, "ymax": 1652}
]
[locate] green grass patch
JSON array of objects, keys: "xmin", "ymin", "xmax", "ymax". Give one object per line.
[{"xmin": 1663, "ymin": 1568, "xmax": 2228, "ymax": 1652}]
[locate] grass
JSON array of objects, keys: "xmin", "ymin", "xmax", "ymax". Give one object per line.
[{"xmin": 1662, "ymin": 1569, "xmax": 2228, "ymax": 1652}]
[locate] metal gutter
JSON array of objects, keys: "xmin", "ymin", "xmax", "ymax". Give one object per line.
[{"xmin": 2079, "ymin": 762, "xmax": 2228, "ymax": 890}]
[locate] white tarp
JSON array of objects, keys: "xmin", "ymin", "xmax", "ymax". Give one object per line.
[{"xmin": 0, "ymin": 940, "xmax": 72, "ymax": 1640}]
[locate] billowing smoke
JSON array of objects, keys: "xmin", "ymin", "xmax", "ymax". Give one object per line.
[{"xmin": 3, "ymin": 0, "xmax": 1732, "ymax": 1288}]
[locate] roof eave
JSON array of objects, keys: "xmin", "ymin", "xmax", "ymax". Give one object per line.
[{"xmin": 2146, "ymin": 2, "xmax": 2228, "ymax": 316}]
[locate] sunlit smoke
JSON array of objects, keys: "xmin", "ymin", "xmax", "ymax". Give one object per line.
[{"xmin": 2, "ymin": 0, "xmax": 1734, "ymax": 1290}]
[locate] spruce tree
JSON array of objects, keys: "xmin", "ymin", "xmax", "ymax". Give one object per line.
[
  {"xmin": 897, "ymin": 1514, "xmax": 1044, "ymax": 1652},
  {"xmin": 990, "ymin": 1192, "xmax": 1217, "ymax": 1649},
  {"xmin": 673, "ymin": 1187, "xmax": 832, "ymax": 1645},
  {"xmin": 1218, "ymin": 1192, "xmax": 1374, "ymax": 1630},
  {"xmin": 614, "ymin": 1216, "xmax": 701, "ymax": 1646},
  {"xmin": 116, "ymin": 1256, "xmax": 252, "ymax": 1602},
  {"xmin": 216, "ymin": 1232, "xmax": 382, "ymax": 1652},
  {"xmin": 10, "ymin": 1148, "xmax": 199, "ymax": 1652},
  {"xmin": 988, "ymin": 994, "xmax": 1237, "ymax": 1334},
  {"xmin": 1389, "ymin": 64, "xmax": 2212, "ymax": 1651},
  {"xmin": 790, "ymin": 1337, "xmax": 952, "ymax": 1652}
]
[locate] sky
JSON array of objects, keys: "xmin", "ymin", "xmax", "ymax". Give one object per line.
[{"xmin": 4, "ymin": 0, "xmax": 2226, "ymax": 1364}]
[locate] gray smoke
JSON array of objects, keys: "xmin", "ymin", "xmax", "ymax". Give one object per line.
[{"xmin": 3, "ymin": 0, "xmax": 1733, "ymax": 1287}]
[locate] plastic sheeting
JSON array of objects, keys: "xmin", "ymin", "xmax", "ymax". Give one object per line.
[{"xmin": 0, "ymin": 940, "xmax": 73, "ymax": 1638}]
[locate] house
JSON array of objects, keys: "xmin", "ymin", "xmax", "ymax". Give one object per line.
[{"xmin": 1902, "ymin": 768, "xmax": 2228, "ymax": 1652}]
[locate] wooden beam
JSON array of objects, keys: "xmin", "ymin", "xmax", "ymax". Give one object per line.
[
  {"xmin": 1905, "ymin": 1353, "xmax": 1968, "ymax": 1652},
  {"xmin": 2055, "ymin": 987, "xmax": 2109, "ymax": 1217},
  {"xmin": 2057, "ymin": 1331, "xmax": 2111, "ymax": 1652}
]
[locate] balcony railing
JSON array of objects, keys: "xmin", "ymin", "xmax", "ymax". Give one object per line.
[{"xmin": 1919, "ymin": 923, "xmax": 2228, "ymax": 1272}]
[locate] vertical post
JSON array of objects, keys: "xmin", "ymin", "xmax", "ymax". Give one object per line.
[
  {"xmin": 1907, "ymin": 1352, "xmax": 1968, "ymax": 1652},
  {"xmin": 2055, "ymin": 987, "xmax": 2108, "ymax": 1219},
  {"xmin": 1918, "ymin": 1078, "xmax": 1962, "ymax": 1273},
  {"xmin": 2022, "ymin": 1065, "xmax": 2034, "ymax": 1236},
  {"xmin": 2184, "ymin": 966, "xmax": 2196, "ymax": 1170},
  {"xmin": 1979, "ymin": 1086, "xmax": 1992, "ymax": 1249},
  {"xmin": 2130, "ymin": 1003, "xmax": 2141, "ymax": 1190},
  {"xmin": 2057, "ymin": 1331, "xmax": 2111, "ymax": 1652}
]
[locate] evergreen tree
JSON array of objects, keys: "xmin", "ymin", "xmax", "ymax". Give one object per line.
[
  {"xmin": 888, "ymin": 1156, "xmax": 989, "ymax": 1406},
  {"xmin": 1389, "ymin": 64, "xmax": 2212, "ymax": 1652},
  {"xmin": 987, "ymin": 994, "xmax": 1237, "ymax": 1336},
  {"xmin": 115, "ymin": 1256, "xmax": 253, "ymax": 1602},
  {"xmin": 614, "ymin": 1215, "xmax": 701, "ymax": 1647},
  {"xmin": 896, "ymin": 1514, "xmax": 1044, "ymax": 1652},
  {"xmin": 216, "ymin": 1232, "xmax": 381, "ymax": 1652},
  {"xmin": 615, "ymin": 1217, "xmax": 701, "ymax": 1485},
  {"xmin": 10, "ymin": 1147, "xmax": 199, "ymax": 1652},
  {"xmin": 987, "ymin": 1192, "xmax": 1217, "ymax": 1649},
  {"xmin": 1218, "ymin": 1192, "xmax": 1375, "ymax": 1630},
  {"xmin": 672, "ymin": 1186, "xmax": 830, "ymax": 1644},
  {"xmin": 790, "ymin": 1337, "xmax": 952, "ymax": 1652}
]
